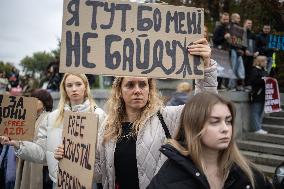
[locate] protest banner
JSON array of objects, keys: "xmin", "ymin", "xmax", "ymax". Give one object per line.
[
  {"xmin": 0, "ymin": 94, "xmax": 37, "ymax": 140},
  {"xmin": 57, "ymin": 111, "xmax": 98, "ymax": 189},
  {"xmin": 269, "ymin": 34, "xmax": 284, "ymax": 51},
  {"xmin": 60, "ymin": 0, "xmax": 204, "ymax": 79},
  {"xmin": 229, "ymin": 23, "xmax": 244, "ymax": 48},
  {"xmin": 211, "ymin": 48, "xmax": 236, "ymax": 79},
  {"xmin": 263, "ymin": 77, "xmax": 281, "ymax": 113}
]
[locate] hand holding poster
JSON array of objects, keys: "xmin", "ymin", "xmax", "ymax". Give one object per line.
[
  {"xmin": 0, "ymin": 95, "xmax": 37, "ymax": 141},
  {"xmin": 60, "ymin": 0, "xmax": 204, "ymax": 79},
  {"xmin": 57, "ymin": 111, "xmax": 98, "ymax": 189},
  {"xmin": 263, "ymin": 77, "xmax": 282, "ymax": 113}
]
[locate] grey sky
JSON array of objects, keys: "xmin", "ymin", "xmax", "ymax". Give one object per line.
[{"xmin": 0, "ymin": 0, "xmax": 63, "ymax": 68}]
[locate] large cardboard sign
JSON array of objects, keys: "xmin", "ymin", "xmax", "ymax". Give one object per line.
[
  {"xmin": 269, "ymin": 34, "xmax": 284, "ymax": 51},
  {"xmin": 211, "ymin": 48, "xmax": 236, "ymax": 79},
  {"xmin": 57, "ymin": 111, "xmax": 98, "ymax": 189},
  {"xmin": 0, "ymin": 95, "xmax": 37, "ymax": 141},
  {"xmin": 60, "ymin": 0, "xmax": 204, "ymax": 79},
  {"xmin": 263, "ymin": 77, "xmax": 281, "ymax": 113},
  {"xmin": 229, "ymin": 24, "xmax": 244, "ymax": 48}
]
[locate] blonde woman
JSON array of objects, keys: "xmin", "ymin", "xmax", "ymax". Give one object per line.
[
  {"xmin": 167, "ymin": 82, "xmax": 192, "ymax": 106},
  {"xmin": 1, "ymin": 73, "xmax": 106, "ymax": 187},
  {"xmin": 93, "ymin": 38, "xmax": 218, "ymax": 189},
  {"xmin": 249, "ymin": 56, "xmax": 268, "ymax": 134},
  {"xmin": 147, "ymin": 92, "xmax": 273, "ymax": 189}
]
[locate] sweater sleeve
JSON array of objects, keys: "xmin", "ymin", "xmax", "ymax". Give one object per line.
[
  {"xmin": 14, "ymin": 113, "xmax": 48, "ymax": 164},
  {"xmin": 195, "ymin": 59, "xmax": 218, "ymax": 94}
]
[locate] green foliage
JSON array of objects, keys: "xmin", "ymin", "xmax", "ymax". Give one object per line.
[
  {"xmin": 20, "ymin": 51, "xmax": 56, "ymax": 77},
  {"xmin": 0, "ymin": 61, "xmax": 14, "ymax": 75}
]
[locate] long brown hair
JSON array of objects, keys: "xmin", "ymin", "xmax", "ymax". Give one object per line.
[
  {"xmin": 103, "ymin": 77, "xmax": 163, "ymax": 143},
  {"xmin": 168, "ymin": 92, "xmax": 256, "ymax": 187}
]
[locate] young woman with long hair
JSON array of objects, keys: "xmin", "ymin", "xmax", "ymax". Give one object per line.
[
  {"xmin": 1, "ymin": 73, "xmax": 106, "ymax": 188},
  {"xmin": 93, "ymin": 38, "xmax": 218, "ymax": 189},
  {"xmin": 147, "ymin": 92, "xmax": 273, "ymax": 189}
]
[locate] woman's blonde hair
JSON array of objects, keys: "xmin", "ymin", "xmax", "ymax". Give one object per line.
[
  {"xmin": 176, "ymin": 82, "xmax": 192, "ymax": 93},
  {"xmin": 168, "ymin": 92, "xmax": 257, "ymax": 188},
  {"xmin": 103, "ymin": 77, "xmax": 163, "ymax": 143},
  {"xmin": 54, "ymin": 73, "xmax": 96, "ymax": 127}
]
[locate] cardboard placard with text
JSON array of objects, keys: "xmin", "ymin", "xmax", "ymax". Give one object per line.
[
  {"xmin": 211, "ymin": 48, "xmax": 236, "ymax": 79},
  {"xmin": 263, "ymin": 77, "xmax": 282, "ymax": 113},
  {"xmin": 229, "ymin": 23, "xmax": 244, "ymax": 48},
  {"xmin": 60, "ymin": 0, "xmax": 204, "ymax": 79},
  {"xmin": 0, "ymin": 95, "xmax": 37, "ymax": 141},
  {"xmin": 57, "ymin": 111, "xmax": 98, "ymax": 189}
]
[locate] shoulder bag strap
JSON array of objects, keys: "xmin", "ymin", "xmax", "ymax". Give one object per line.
[{"xmin": 157, "ymin": 110, "xmax": 172, "ymax": 139}]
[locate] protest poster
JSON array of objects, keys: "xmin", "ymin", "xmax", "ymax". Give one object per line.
[
  {"xmin": 57, "ymin": 111, "xmax": 98, "ymax": 189},
  {"xmin": 263, "ymin": 77, "xmax": 282, "ymax": 113},
  {"xmin": 229, "ymin": 23, "xmax": 244, "ymax": 48},
  {"xmin": 0, "ymin": 94, "xmax": 37, "ymax": 141},
  {"xmin": 60, "ymin": 0, "xmax": 204, "ymax": 79},
  {"xmin": 268, "ymin": 34, "xmax": 284, "ymax": 51},
  {"xmin": 211, "ymin": 48, "xmax": 236, "ymax": 79}
]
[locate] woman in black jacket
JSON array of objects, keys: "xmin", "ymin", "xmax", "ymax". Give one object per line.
[
  {"xmin": 147, "ymin": 92, "xmax": 273, "ymax": 189},
  {"xmin": 249, "ymin": 56, "xmax": 269, "ymax": 134}
]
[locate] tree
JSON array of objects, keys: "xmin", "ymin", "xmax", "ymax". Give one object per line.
[
  {"xmin": 20, "ymin": 51, "xmax": 56, "ymax": 77},
  {"xmin": 0, "ymin": 61, "xmax": 14, "ymax": 75}
]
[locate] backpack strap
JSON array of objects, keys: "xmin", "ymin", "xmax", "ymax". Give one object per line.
[{"xmin": 157, "ymin": 110, "xmax": 171, "ymax": 139}]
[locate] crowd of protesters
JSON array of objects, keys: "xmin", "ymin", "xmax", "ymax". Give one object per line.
[
  {"xmin": 1, "ymin": 35, "xmax": 278, "ymax": 189},
  {"xmin": 212, "ymin": 12, "xmax": 278, "ymax": 92},
  {"xmin": 0, "ymin": 7, "xmax": 282, "ymax": 189},
  {"xmin": 209, "ymin": 12, "xmax": 280, "ymax": 135},
  {"xmin": 0, "ymin": 63, "xmax": 62, "ymax": 97}
]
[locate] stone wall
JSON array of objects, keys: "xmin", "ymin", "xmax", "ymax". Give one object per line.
[{"xmin": 50, "ymin": 88, "xmax": 283, "ymax": 140}]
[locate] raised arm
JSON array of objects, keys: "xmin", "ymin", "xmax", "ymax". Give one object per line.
[{"xmin": 187, "ymin": 38, "xmax": 218, "ymax": 94}]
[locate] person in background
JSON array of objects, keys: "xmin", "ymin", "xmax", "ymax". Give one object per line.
[
  {"xmin": 22, "ymin": 74, "xmax": 39, "ymax": 96},
  {"xmin": 212, "ymin": 12, "xmax": 230, "ymax": 90},
  {"xmin": 0, "ymin": 73, "xmax": 106, "ymax": 189},
  {"xmin": 213, "ymin": 12, "xmax": 230, "ymax": 50},
  {"xmin": 228, "ymin": 13, "xmax": 246, "ymax": 91},
  {"xmin": 242, "ymin": 19, "xmax": 258, "ymax": 91},
  {"xmin": 8, "ymin": 67, "xmax": 19, "ymax": 88},
  {"xmin": 249, "ymin": 56, "xmax": 269, "ymax": 134},
  {"xmin": 13, "ymin": 89, "xmax": 53, "ymax": 189},
  {"xmin": 147, "ymin": 92, "xmax": 273, "ymax": 189},
  {"xmin": 92, "ymin": 38, "xmax": 217, "ymax": 189},
  {"xmin": 255, "ymin": 24, "xmax": 276, "ymax": 74},
  {"xmin": 46, "ymin": 62, "xmax": 62, "ymax": 92},
  {"xmin": 167, "ymin": 82, "xmax": 192, "ymax": 106},
  {"xmin": 0, "ymin": 70, "xmax": 9, "ymax": 94},
  {"xmin": 8, "ymin": 67, "xmax": 22, "ymax": 96}
]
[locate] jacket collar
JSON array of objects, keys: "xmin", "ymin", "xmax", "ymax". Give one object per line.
[
  {"xmin": 160, "ymin": 144, "xmax": 246, "ymax": 189},
  {"xmin": 64, "ymin": 99, "xmax": 91, "ymax": 112},
  {"xmin": 160, "ymin": 144, "xmax": 210, "ymax": 188}
]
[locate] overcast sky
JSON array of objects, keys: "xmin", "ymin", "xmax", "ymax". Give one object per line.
[{"xmin": 0, "ymin": 0, "xmax": 63, "ymax": 69}]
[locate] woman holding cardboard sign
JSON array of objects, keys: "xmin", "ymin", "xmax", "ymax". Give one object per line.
[
  {"xmin": 1, "ymin": 73, "xmax": 106, "ymax": 188},
  {"xmin": 93, "ymin": 38, "xmax": 217, "ymax": 189},
  {"xmin": 0, "ymin": 89, "xmax": 53, "ymax": 189}
]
